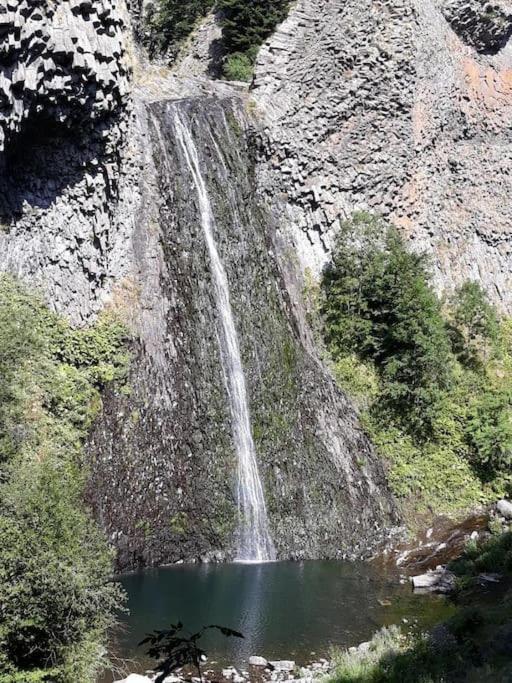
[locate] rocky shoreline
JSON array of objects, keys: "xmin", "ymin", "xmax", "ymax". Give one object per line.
[{"xmin": 115, "ymin": 655, "xmax": 333, "ymax": 683}]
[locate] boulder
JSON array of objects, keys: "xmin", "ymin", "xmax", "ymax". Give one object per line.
[
  {"xmin": 249, "ymin": 656, "xmax": 269, "ymax": 668},
  {"xmin": 114, "ymin": 675, "xmax": 153, "ymax": 683},
  {"xmin": 269, "ymin": 660, "xmax": 295, "ymax": 672},
  {"xmin": 411, "ymin": 566, "xmax": 456, "ymax": 593},
  {"xmin": 497, "ymin": 499, "xmax": 512, "ymax": 520}
]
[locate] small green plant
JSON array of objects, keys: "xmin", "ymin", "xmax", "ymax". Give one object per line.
[
  {"xmin": 449, "ymin": 531, "xmax": 512, "ymax": 580},
  {"xmin": 223, "ymin": 52, "xmax": 253, "ymax": 81},
  {"xmin": 170, "ymin": 511, "xmax": 189, "ymax": 535},
  {"xmin": 141, "ymin": 623, "xmax": 244, "ymax": 683}
]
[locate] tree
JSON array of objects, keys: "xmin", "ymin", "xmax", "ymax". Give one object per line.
[
  {"xmin": 321, "ymin": 213, "xmax": 454, "ymax": 438},
  {"xmin": 447, "ymin": 281, "xmax": 499, "ymax": 368},
  {"xmin": 218, "ymin": 0, "xmax": 291, "ymax": 67},
  {"xmin": 0, "ymin": 275, "xmax": 128, "ymax": 681},
  {"xmin": 146, "ymin": 0, "xmax": 215, "ymax": 58}
]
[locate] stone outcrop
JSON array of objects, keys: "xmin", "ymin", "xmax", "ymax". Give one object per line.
[
  {"xmin": 252, "ymin": 0, "xmax": 512, "ymax": 311},
  {"xmin": 0, "ymin": 0, "xmax": 139, "ymax": 324},
  {"xmin": 0, "ymin": 0, "xmax": 132, "ymax": 153},
  {"xmin": 443, "ymin": 0, "xmax": 512, "ymax": 53}
]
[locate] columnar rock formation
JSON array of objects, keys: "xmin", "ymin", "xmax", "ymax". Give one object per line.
[
  {"xmin": 4, "ymin": 0, "xmax": 512, "ymax": 570},
  {"xmin": 0, "ymin": 0, "xmax": 137, "ymax": 323},
  {"xmin": 0, "ymin": 0, "xmax": 131, "ymax": 152},
  {"xmin": 252, "ymin": 0, "xmax": 512, "ymax": 310}
]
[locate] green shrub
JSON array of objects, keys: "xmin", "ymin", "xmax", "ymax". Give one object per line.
[
  {"xmin": 0, "ymin": 275, "xmax": 129, "ymax": 682},
  {"xmin": 332, "ymin": 355, "xmax": 379, "ymax": 410},
  {"xmin": 222, "ymin": 51, "xmax": 253, "ymax": 81},
  {"xmin": 449, "ymin": 532, "xmax": 512, "ymax": 578}
]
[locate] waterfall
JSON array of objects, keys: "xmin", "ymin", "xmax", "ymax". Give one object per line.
[{"xmin": 172, "ymin": 107, "xmax": 276, "ymax": 563}]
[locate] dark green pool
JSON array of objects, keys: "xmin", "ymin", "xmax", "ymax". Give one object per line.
[{"xmin": 104, "ymin": 560, "xmax": 455, "ymax": 680}]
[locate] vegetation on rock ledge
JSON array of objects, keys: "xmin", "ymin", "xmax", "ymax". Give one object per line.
[
  {"xmin": 0, "ymin": 275, "xmax": 130, "ymax": 683},
  {"xmin": 320, "ymin": 212, "xmax": 512, "ymax": 517},
  {"xmin": 145, "ymin": 0, "xmax": 291, "ymax": 81}
]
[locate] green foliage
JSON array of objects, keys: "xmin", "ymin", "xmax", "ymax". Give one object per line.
[
  {"xmin": 447, "ymin": 281, "xmax": 499, "ymax": 368},
  {"xmin": 170, "ymin": 511, "xmax": 189, "ymax": 535},
  {"xmin": 332, "ymin": 355, "xmax": 379, "ymax": 411},
  {"xmin": 145, "ymin": 0, "xmax": 215, "ymax": 58},
  {"xmin": 328, "ymin": 626, "xmax": 458, "ymax": 683},
  {"xmin": 370, "ymin": 424, "xmax": 485, "ymax": 514},
  {"xmin": 320, "ymin": 213, "xmax": 512, "ymax": 515},
  {"xmin": 223, "ymin": 52, "xmax": 253, "ymax": 81},
  {"xmin": 322, "ymin": 212, "xmax": 453, "ymax": 438},
  {"xmin": 328, "ymin": 611, "xmax": 511, "ymax": 683},
  {"xmin": 0, "ymin": 275, "xmax": 130, "ymax": 682},
  {"xmin": 218, "ymin": 0, "xmax": 290, "ymax": 61},
  {"xmin": 450, "ymin": 532, "xmax": 512, "ymax": 579},
  {"xmin": 146, "ymin": 0, "xmax": 292, "ymax": 75}
]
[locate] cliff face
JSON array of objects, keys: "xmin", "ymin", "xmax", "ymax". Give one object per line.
[
  {"xmin": 0, "ymin": 1, "xmax": 398, "ymax": 570},
  {"xmin": 252, "ymin": 0, "xmax": 512, "ymax": 309},
  {"xmin": 87, "ymin": 97, "xmax": 396, "ymax": 568},
  {"xmin": 5, "ymin": 0, "xmax": 511, "ymax": 571},
  {"xmin": 0, "ymin": 0, "xmax": 138, "ymax": 322}
]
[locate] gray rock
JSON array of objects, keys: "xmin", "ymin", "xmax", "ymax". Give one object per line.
[
  {"xmin": 0, "ymin": 0, "xmax": 131, "ymax": 152},
  {"xmin": 411, "ymin": 567, "xmax": 457, "ymax": 593},
  {"xmin": 249, "ymin": 656, "xmax": 269, "ymax": 668},
  {"xmin": 253, "ymin": 0, "xmax": 512, "ymax": 313},
  {"xmin": 497, "ymin": 499, "xmax": 512, "ymax": 519},
  {"xmin": 269, "ymin": 661, "xmax": 295, "ymax": 673}
]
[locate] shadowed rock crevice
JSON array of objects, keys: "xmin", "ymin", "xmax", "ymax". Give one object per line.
[
  {"xmin": 442, "ymin": 0, "xmax": 512, "ymax": 54},
  {"xmin": 0, "ymin": 115, "xmax": 112, "ymax": 221}
]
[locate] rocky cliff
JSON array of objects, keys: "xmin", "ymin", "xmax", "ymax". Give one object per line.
[
  {"xmin": 4, "ymin": 0, "xmax": 511, "ymax": 571},
  {"xmin": 0, "ymin": 0, "xmax": 399, "ymax": 570},
  {"xmin": 252, "ymin": 0, "xmax": 512, "ymax": 310}
]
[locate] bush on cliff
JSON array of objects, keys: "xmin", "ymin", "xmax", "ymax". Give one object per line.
[
  {"xmin": 321, "ymin": 213, "xmax": 512, "ymax": 515},
  {"xmin": 0, "ymin": 275, "xmax": 129, "ymax": 682},
  {"xmin": 146, "ymin": 0, "xmax": 292, "ymax": 80}
]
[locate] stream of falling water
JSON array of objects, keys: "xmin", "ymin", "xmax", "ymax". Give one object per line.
[{"xmin": 173, "ymin": 107, "xmax": 275, "ymax": 563}]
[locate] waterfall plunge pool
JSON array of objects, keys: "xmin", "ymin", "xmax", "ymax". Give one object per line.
[{"xmin": 102, "ymin": 560, "xmax": 455, "ymax": 680}]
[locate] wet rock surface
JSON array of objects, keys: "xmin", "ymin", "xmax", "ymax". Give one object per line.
[{"xmin": 87, "ymin": 96, "xmax": 398, "ymax": 569}]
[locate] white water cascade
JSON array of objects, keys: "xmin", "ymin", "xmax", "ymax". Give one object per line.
[{"xmin": 173, "ymin": 108, "xmax": 276, "ymax": 563}]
